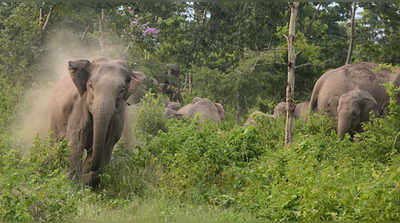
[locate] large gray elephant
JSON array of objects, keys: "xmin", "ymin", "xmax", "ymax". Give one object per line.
[
  {"xmin": 49, "ymin": 58, "xmax": 145, "ymax": 186},
  {"xmin": 175, "ymin": 97, "xmax": 224, "ymax": 122},
  {"xmin": 273, "ymin": 101, "xmax": 309, "ymax": 120},
  {"xmin": 309, "ymin": 62, "xmax": 400, "ymax": 138}
]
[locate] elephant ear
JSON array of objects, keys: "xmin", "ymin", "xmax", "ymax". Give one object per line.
[
  {"xmin": 215, "ymin": 103, "xmax": 225, "ymax": 120},
  {"xmin": 68, "ymin": 59, "xmax": 91, "ymax": 96},
  {"xmin": 128, "ymin": 71, "xmax": 146, "ymax": 95},
  {"xmin": 359, "ymin": 91, "xmax": 377, "ymax": 122}
]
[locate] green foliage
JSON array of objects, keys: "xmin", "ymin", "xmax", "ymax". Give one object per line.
[
  {"xmin": 145, "ymin": 116, "xmax": 284, "ymax": 203},
  {"xmin": 191, "ymin": 50, "xmax": 287, "ymax": 116},
  {"xmin": 0, "ymin": 136, "xmax": 78, "ymax": 222},
  {"xmin": 2, "ymin": 1, "xmax": 400, "ymax": 222},
  {"xmin": 99, "ymin": 145, "xmax": 159, "ymax": 199},
  {"xmin": 0, "ymin": 77, "xmax": 22, "ymax": 133},
  {"xmin": 28, "ymin": 135, "xmax": 71, "ymax": 175},
  {"xmin": 136, "ymin": 91, "xmax": 167, "ymax": 140},
  {"xmin": 0, "ymin": 3, "xmax": 42, "ymax": 83},
  {"xmin": 356, "ymin": 1, "xmax": 400, "ymax": 64}
]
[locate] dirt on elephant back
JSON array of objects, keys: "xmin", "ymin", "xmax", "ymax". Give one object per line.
[{"xmin": 340, "ymin": 62, "xmax": 396, "ymax": 82}]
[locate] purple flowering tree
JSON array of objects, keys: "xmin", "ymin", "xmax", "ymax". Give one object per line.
[{"xmin": 122, "ymin": 8, "xmax": 161, "ymax": 52}]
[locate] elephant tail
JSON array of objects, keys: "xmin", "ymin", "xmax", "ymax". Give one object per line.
[{"xmin": 309, "ymin": 78, "xmax": 323, "ymax": 113}]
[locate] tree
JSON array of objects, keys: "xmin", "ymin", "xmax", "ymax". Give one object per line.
[
  {"xmin": 346, "ymin": 2, "xmax": 356, "ymax": 64},
  {"xmin": 285, "ymin": 2, "xmax": 299, "ymax": 145},
  {"xmin": 356, "ymin": 1, "xmax": 400, "ymax": 64}
]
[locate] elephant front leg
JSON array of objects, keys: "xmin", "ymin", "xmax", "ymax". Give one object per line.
[
  {"xmin": 81, "ymin": 148, "xmax": 102, "ymax": 187},
  {"xmin": 68, "ymin": 129, "xmax": 92, "ymax": 182},
  {"xmin": 66, "ymin": 111, "xmax": 93, "ymax": 183}
]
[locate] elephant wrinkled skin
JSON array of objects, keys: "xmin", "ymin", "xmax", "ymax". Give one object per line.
[
  {"xmin": 176, "ymin": 97, "xmax": 224, "ymax": 122},
  {"xmin": 273, "ymin": 101, "xmax": 309, "ymax": 120},
  {"xmin": 337, "ymin": 89, "xmax": 377, "ymax": 138},
  {"xmin": 50, "ymin": 58, "xmax": 144, "ymax": 186},
  {"xmin": 309, "ymin": 62, "xmax": 400, "ymax": 138}
]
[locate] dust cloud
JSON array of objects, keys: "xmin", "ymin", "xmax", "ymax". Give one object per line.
[{"xmin": 11, "ymin": 29, "xmax": 128, "ymax": 152}]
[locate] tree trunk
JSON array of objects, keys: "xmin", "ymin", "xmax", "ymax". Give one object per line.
[
  {"xmin": 98, "ymin": 9, "xmax": 105, "ymax": 54},
  {"xmin": 345, "ymin": 2, "xmax": 356, "ymax": 65},
  {"xmin": 285, "ymin": 2, "xmax": 299, "ymax": 146},
  {"xmin": 39, "ymin": 6, "xmax": 42, "ymax": 26},
  {"xmin": 80, "ymin": 24, "xmax": 90, "ymax": 41}
]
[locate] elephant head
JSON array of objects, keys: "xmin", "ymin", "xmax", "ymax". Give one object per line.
[
  {"xmin": 273, "ymin": 102, "xmax": 287, "ymax": 119},
  {"xmin": 68, "ymin": 58, "xmax": 145, "ymax": 185},
  {"xmin": 337, "ymin": 89, "xmax": 377, "ymax": 138}
]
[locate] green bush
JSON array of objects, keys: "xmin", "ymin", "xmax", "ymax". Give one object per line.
[
  {"xmin": 99, "ymin": 144, "xmax": 160, "ymax": 199},
  {"xmin": 0, "ymin": 77, "xmax": 22, "ymax": 133},
  {"xmin": 135, "ymin": 91, "xmax": 167, "ymax": 141},
  {"xmin": 0, "ymin": 135, "xmax": 78, "ymax": 222},
  {"xmin": 144, "ymin": 116, "xmax": 285, "ymax": 203}
]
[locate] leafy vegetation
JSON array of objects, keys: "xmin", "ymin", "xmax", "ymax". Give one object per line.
[{"xmin": 1, "ymin": 1, "xmax": 400, "ymax": 222}]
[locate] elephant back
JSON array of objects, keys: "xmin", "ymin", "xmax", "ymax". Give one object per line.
[
  {"xmin": 176, "ymin": 98, "xmax": 222, "ymax": 122},
  {"xmin": 311, "ymin": 62, "xmax": 397, "ymax": 116}
]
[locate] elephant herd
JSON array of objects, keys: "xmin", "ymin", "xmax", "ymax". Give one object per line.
[
  {"xmin": 266, "ymin": 62, "xmax": 400, "ymax": 138},
  {"xmin": 48, "ymin": 58, "xmax": 400, "ymax": 186}
]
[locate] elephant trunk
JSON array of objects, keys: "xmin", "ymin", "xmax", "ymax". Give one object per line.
[
  {"xmin": 83, "ymin": 97, "xmax": 115, "ymax": 185},
  {"xmin": 337, "ymin": 113, "xmax": 351, "ymax": 139}
]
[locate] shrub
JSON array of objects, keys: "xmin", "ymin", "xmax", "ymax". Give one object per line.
[
  {"xmin": 0, "ymin": 77, "xmax": 22, "ymax": 133},
  {"xmin": 99, "ymin": 144, "xmax": 160, "ymax": 199},
  {"xmin": 0, "ymin": 136, "xmax": 78, "ymax": 222},
  {"xmin": 135, "ymin": 91, "xmax": 167, "ymax": 141}
]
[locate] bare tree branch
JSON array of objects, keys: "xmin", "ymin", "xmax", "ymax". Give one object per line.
[
  {"xmin": 39, "ymin": 6, "xmax": 42, "ymax": 26},
  {"xmin": 295, "ymin": 63, "xmax": 313, "ymax": 69},
  {"xmin": 98, "ymin": 9, "xmax": 105, "ymax": 53},
  {"xmin": 42, "ymin": 5, "xmax": 54, "ymax": 31},
  {"xmin": 80, "ymin": 24, "xmax": 90, "ymax": 40},
  {"xmin": 283, "ymin": 34, "xmax": 289, "ymax": 41},
  {"xmin": 346, "ymin": 2, "xmax": 357, "ymax": 65}
]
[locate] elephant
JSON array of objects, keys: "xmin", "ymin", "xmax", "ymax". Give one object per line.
[
  {"xmin": 273, "ymin": 101, "xmax": 309, "ymax": 120},
  {"xmin": 309, "ymin": 62, "xmax": 400, "ymax": 138},
  {"xmin": 295, "ymin": 102, "xmax": 309, "ymax": 119},
  {"xmin": 49, "ymin": 58, "xmax": 145, "ymax": 186},
  {"xmin": 273, "ymin": 102, "xmax": 286, "ymax": 119},
  {"xmin": 337, "ymin": 89, "xmax": 377, "ymax": 138},
  {"xmin": 175, "ymin": 97, "xmax": 224, "ymax": 122},
  {"xmin": 164, "ymin": 101, "xmax": 181, "ymax": 119},
  {"xmin": 126, "ymin": 71, "xmax": 147, "ymax": 106}
]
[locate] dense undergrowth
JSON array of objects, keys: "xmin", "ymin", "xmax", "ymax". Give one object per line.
[{"xmin": 2, "ymin": 79, "xmax": 400, "ymax": 222}]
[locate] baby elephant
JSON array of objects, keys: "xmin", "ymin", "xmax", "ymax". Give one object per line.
[
  {"xmin": 337, "ymin": 89, "xmax": 377, "ymax": 138},
  {"xmin": 273, "ymin": 101, "xmax": 309, "ymax": 120}
]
